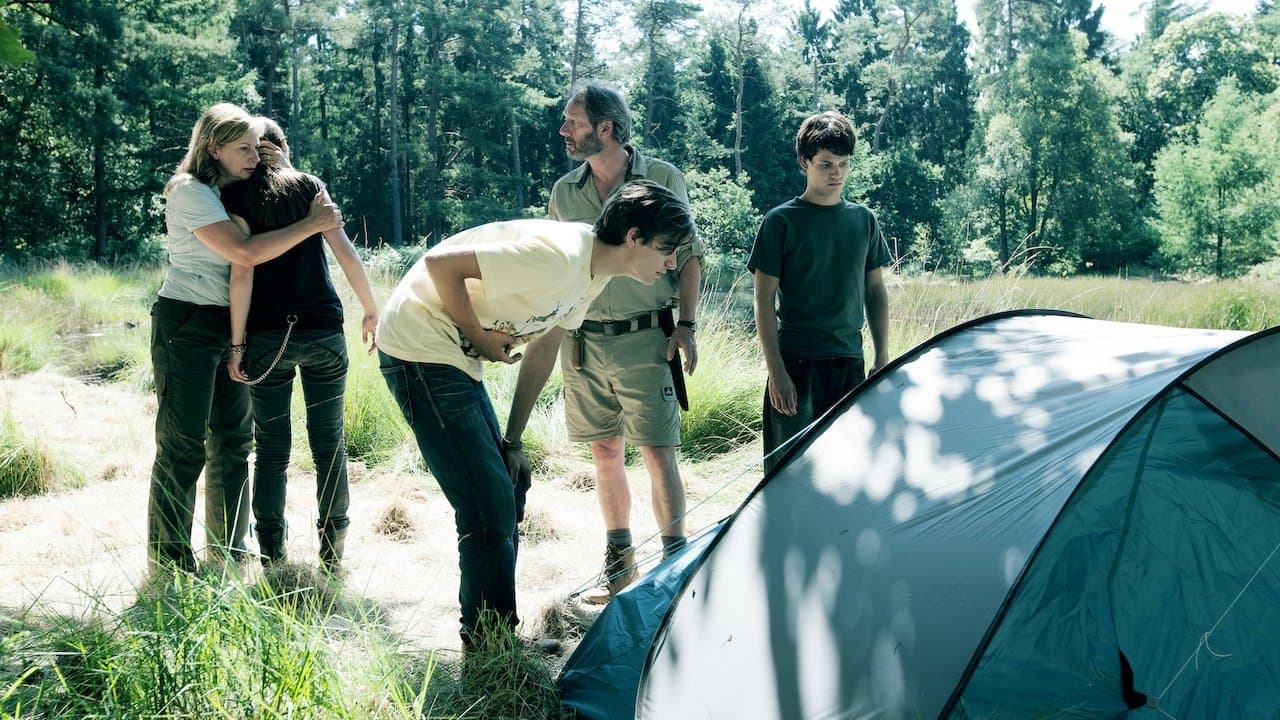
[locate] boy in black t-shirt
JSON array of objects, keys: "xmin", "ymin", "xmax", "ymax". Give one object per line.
[{"xmin": 747, "ymin": 111, "xmax": 892, "ymax": 471}]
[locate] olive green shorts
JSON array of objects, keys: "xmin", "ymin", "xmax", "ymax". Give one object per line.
[{"xmin": 560, "ymin": 326, "xmax": 681, "ymax": 446}]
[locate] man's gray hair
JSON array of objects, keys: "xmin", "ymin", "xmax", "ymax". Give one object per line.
[{"xmin": 568, "ymin": 79, "xmax": 631, "ymax": 145}]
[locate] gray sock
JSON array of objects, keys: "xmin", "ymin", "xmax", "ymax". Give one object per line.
[
  {"xmin": 661, "ymin": 535, "xmax": 687, "ymax": 559},
  {"xmin": 606, "ymin": 528, "xmax": 633, "ymax": 548}
]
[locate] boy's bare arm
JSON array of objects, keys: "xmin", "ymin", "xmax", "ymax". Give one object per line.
[
  {"xmin": 753, "ymin": 270, "xmax": 796, "ymax": 415},
  {"xmin": 424, "ymin": 248, "xmax": 515, "ymax": 363},
  {"xmin": 865, "ymin": 267, "xmax": 890, "ymax": 373}
]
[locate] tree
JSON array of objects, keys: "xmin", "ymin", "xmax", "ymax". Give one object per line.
[
  {"xmin": 632, "ymin": 0, "xmax": 701, "ymax": 148},
  {"xmin": 794, "ymin": 0, "xmax": 832, "ymax": 109},
  {"xmin": 955, "ymin": 32, "xmax": 1142, "ymax": 273},
  {"xmin": 1118, "ymin": 9, "xmax": 1278, "ymax": 217},
  {"xmin": 1153, "ymin": 80, "xmax": 1280, "ymax": 277}
]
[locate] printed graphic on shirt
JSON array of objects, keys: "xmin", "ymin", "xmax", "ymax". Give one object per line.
[{"xmin": 457, "ymin": 302, "xmax": 574, "ymax": 358}]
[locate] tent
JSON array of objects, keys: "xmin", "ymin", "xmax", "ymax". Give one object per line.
[{"xmin": 559, "ymin": 310, "xmax": 1280, "ymax": 719}]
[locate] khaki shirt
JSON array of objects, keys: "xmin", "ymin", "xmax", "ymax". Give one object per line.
[{"xmin": 548, "ymin": 147, "xmax": 703, "ymax": 321}]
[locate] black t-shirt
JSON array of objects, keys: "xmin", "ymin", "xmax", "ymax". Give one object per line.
[
  {"xmin": 221, "ymin": 169, "xmax": 344, "ymax": 333},
  {"xmin": 747, "ymin": 198, "xmax": 892, "ymax": 359}
]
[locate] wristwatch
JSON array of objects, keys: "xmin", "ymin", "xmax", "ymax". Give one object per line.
[{"xmin": 677, "ymin": 320, "xmax": 696, "ymax": 331}]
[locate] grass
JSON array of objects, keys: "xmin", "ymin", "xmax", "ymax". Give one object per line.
[
  {"xmin": 0, "ymin": 262, "xmax": 157, "ymax": 381},
  {"xmin": 0, "ymin": 567, "xmax": 570, "ymax": 720},
  {"xmin": 0, "ymin": 411, "xmax": 81, "ymax": 499},
  {"xmin": 887, "ymin": 272, "xmax": 1277, "ymax": 355},
  {"xmin": 1, "ymin": 570, "xmax": 430, "ymax": 719}
]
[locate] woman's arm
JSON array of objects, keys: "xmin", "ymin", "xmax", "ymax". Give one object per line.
[
  {"xmin": 325, "ymin": 227, "xmax": 379, "ymax": 353},
  {"xmin": 194, "ymin": 190, "xmax": 342, "ymax": 267},
  {"xmin": 228, "ymin": 258, "xmax": 253, "ymax": 383}
]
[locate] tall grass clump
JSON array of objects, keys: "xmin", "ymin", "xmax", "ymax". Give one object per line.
[
  {"xmin": 680, "ymin": 291, "xmax": 765, "ymax": 460},
  {"xmin": 341, "ymin": 326, "xmax": 411, "ymax": 465},
  {"xmin": 425, "ymin": 610, "xmax": 563, "ymax": 720},
  {"xmin": 0, "ymin": 314, "xmax": 58, "ymax": 374},
  {"xmin": 0, "ymin": 572, "xmax": 440, "ymax": 719},
  {"xmin": 0, "ymin": 263, "xmax": 157, "ymax": 380},
  {"xmin": 0, "ymin": 411, "xmax": 80, "ymax": 498}
]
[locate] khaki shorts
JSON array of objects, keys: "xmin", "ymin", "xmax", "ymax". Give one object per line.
[{"xmin": 560, "ymin": 326, "xmax": 681, "ymax": 446}]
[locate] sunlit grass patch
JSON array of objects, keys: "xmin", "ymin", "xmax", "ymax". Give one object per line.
[
  {"xmin": 0, "ymin": 571, "xmax": 441, "ymax": 719},
  {"xmin": 0, "ymin": 410, "xmax": 81, "ymax": 499}
]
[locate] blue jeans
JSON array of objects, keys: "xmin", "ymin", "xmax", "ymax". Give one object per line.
[
  {"xmin": 762, "ymin": 355, "xmax": 865, "ymax": 473},
  {"xmin": 378, "ymin": 351, "xmax": 520, "ymax": 643},
  {"xmin": 148, "ymin": 297, "xmax": 253, "ymax": 572},
  {"xmin": 244, "ymin": 329, "xmax": 350, "ymax": 535}
]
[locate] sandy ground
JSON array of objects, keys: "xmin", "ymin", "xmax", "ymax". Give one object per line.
[{"xmin": 0, "ymin": 371, "xmax": 760, "ymax": 656}]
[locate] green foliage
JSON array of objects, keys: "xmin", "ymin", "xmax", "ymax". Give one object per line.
[
  {"xmin": 0, "ymin": 315, "xmax": 57, "ymax": 374},
  {"xmin": 342, "ymin": 335, "xmax": 410, "ymax": 464},
  {"xmin": 0, "ymin": 263, "xmax": 155, "ymax": 379},
  {"xmin": 0, "ymin": 572, "xmax": 441, "ymax": 719},
  {"xmin": 0, "ymin": 411, "xmax": 79, "ymax": 499},
  {"xmin": 1153, "ymin": 80, "xmax": 1280, "ymax": 277},
  {"xmin": 3, "ymin": 0, "xmax": 1278, "ymax": 278},
  {"xmin": 0, "ymin": 19, "xmax": 34, "ymax": 67},
  {"xmin": 686, "ymin": 167, "xmax": 761, "ymax": 285},
  {"xmin": 443, "ymin": 611, "xmax": 561, "ymax": 720}
]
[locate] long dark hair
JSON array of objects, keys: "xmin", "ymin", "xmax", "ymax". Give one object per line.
[{"xmin": 239, "ymin": 117, "xmax": 317, "ymax": 230}]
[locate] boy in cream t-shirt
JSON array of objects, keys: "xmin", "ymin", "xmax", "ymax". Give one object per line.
[{"xmin": 376, "ymin": 180, "xmax": 696, "ymax": 656}]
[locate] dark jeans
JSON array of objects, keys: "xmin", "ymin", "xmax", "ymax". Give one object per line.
[
  {"xmin": 378, "ymin": 351, "xmax": 520, "ymax": 643},
  {"xmin": 762, "ymin": 355, "xmax": 865, "ymax": 473},
  {"xmin": 245, "ymin": 329, "xmax": 350, "ymax": 535},
  {"xmin": 148, "ymin": 297, "xmax": 253, "ymax": 572}
]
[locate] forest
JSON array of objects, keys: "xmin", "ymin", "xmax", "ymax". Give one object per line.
[{"xmin": 1, "ymin": 0, "xmax": 1278, "ymax": 279}]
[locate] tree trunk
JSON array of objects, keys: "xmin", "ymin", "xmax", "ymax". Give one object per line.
[
  {"xmin": 512, "ymin": 119, "xmax": 525, "ymax": 209},
  {"xmin": 388, "ymin": 11, "xmax": 403, "ymax": 246},
  {"xmin": 733, "ymin": 7, "xmax": 747, "ymax": 178},
  {"xmin": 997, "ymin": 187, "xmax": 1009, "ymax": 270},
  {"xmin": 1216, "ymin": 185, "xmax": 1225, "ymax": 278},
  {"xmin": 811, "ymin": 53, "xmax": 820, "ymax": 110},
  {"xmin": 646, "ymin": 12, "xmax": 658, "ymax": 144},
  {"xmin": 426, "ymin": 22, "xmax": 443, "ymax": 246},
  {"xmin": 93, "ymin": 62, "xmax": 107, "ymax": 261}
]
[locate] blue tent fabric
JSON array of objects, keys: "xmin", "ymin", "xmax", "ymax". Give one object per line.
[
  {"xmin": 558, "ymin": 528, "xmax": 719, "ymax": 720},
  {"xmin": 557, "ymin": 312, "xmax": 1279, "ymax": 720}
]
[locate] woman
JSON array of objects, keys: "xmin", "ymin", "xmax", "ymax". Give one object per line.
[
  {"xmin": 224, "ymin": 117, "xmax": 378, "ymax": 574},
  {"xmin": 150, "ymin": 103, "xmax": 343, "ymax": 574}
]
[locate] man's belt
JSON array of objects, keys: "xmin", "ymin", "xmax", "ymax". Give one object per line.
[
  {"xmin": 657, "ymin": 307, "xmax": 689, "ymax": 411},
  {"xmin": 579, "ymin": 311, "xmax": 661, "ymax": 336}
]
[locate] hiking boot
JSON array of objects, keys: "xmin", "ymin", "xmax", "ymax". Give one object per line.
[
  {"xmin": 255, "ymin": 521, "xmax": 288, "ymax": 567},
  {"xmin": 317, "ymin": 516, "xmax": 350, "ymax": 575},
  {"xmin": 579, "ymin": 544, "xmax": 636, "ymax": 606}
]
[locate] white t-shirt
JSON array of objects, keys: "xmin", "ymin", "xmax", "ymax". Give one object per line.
[
  {"xmin": 158, "ymin": 177, "xmax": 233, "ymax": 306},
  {"xmin": 377, "ymin": 219, "xmax": 609, "ymax": 380}
]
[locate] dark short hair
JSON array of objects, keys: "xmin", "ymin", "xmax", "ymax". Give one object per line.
[
  {"xmin": 795, "ymin": 110, "xmax": 856, "ymax": 161},
  {"xmin": 568, "ymin": 79, "xmax": 632, "ymax": 145},
  {"xmin": 595, "ymin": 180, "xmax": 696, "ymax": 253}
]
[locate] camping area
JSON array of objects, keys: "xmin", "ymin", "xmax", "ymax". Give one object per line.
[{"xmin": 3, "ymin": 0, "xmax": 1280, "ymax": 716}]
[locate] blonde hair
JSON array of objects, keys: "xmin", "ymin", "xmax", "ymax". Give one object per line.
[{"xmin": 163, "ymin": 103, "xmax": 254, "ymax": 197}]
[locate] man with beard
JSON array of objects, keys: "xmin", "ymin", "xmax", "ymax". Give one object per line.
[{"xmin": 548, "ymin": 80, "xmax": 703, "ymax": 605}]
